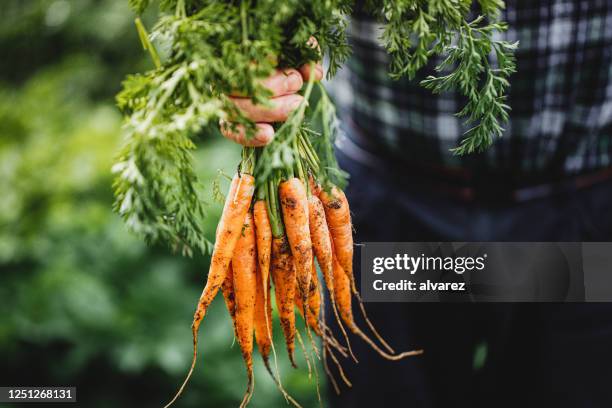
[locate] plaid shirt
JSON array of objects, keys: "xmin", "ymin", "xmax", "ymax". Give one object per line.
[{"xmin": 330, "ymin": 0, "xmax": 612, "ymax": 175}]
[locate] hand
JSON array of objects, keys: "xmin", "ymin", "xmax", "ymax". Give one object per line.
[{"xmin": 221, "ymin": 58, "xmax": 324, "ymax": 147}]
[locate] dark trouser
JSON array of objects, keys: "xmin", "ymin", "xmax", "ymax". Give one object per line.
[{"xmin": 327, "ymin": 151, "xmax": 612, "ymax": 408}]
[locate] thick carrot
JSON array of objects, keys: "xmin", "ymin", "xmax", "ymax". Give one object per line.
[
  {"xmin": 165, "ymin": 173, "xmax": 254, "ymax": 408},
  {"xmin": 280, "ymin": 177, "xmax": 322, "ymax": 364},
  {"xmin": 279, "ymin": 178, "xmax": 313, "ymax": 306},
  {"xmin": 332, "ymin": 253, "xmax": 423, "ymax": 361},
  {"xmin": 271, "ymin": 235, "xmax": 298, "ymax": 367},
  {"xmin": 232, "ymin": 211, "xmax": 258, "ymax": 407},
  {"xmin": 319, "ymin": 186, "xmax": 353, "ymax": 290}
]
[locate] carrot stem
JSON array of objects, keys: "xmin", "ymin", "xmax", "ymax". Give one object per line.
[
  {"xmin": 266, "ymin": 175, "xmax": 284, "ymax": 238},
  {"xmin": 241, "ymin": 146, "xmax": 255, "ymax": 175}
]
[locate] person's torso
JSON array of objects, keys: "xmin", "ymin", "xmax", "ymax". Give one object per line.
[{"xmin": 330, "ymin": 0, "xmax": 612, "ymax": 176}]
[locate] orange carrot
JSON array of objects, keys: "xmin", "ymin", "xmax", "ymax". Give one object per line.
[
  {"xmin": 232, "ymin": 211, "xmax": 258, "ymax": 407},
  {"xmin": 271, "ymin": 235, "xmax": 298, "ymax": 367},
  {"xmin": 253, "ymin": 199, "xmax": 273, "ymax": 368},
  {"xmin": 308, "ymin": 175, "xmax": 322, "ymax": 197},
  {"xmin": 279, "ymin": 178, "xmax": 313, "ymax": 307},
  {"xmin": 307, "ymin": 263, "xmax": 322, "ymax": 334},
  {"xmin": 194, "ymin": 173, "xmax": 254, "ymax": 331},
  {"xmin": 319, "ymin": 186, "xmax": 353, "ymax": 290},
  {"xmin": 308, "ymin": 194, "xmax": 356, "ymax": 357},
  {"xmin": 165, "ymin": 173, "xmax": 254, "ymax": 408},
  {"xmin": 254, "ymin": 263, "xmax": 272, "ymax": 367},
  {"xmin": 319, "ymin": 186, "xmax": 397, "ymax": 354},
  {"xmin": 221, "ymin": 263, "xmax": 237, "ymax": 336},
  {"xmin": 253, "ymin": 200, "xmax": 272, "ymax": 294},
  {"xmin": 308, "ymin": 195, "xmax": 333, "ymax": 291},
  {"xmin": 295, "ymin": 260, "xmax": 321, "ymax": 336}
]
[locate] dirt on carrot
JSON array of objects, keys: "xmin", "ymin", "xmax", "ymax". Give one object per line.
[{"xmin": 271, "ymin": 235, "xmax": 298, "ymax": 368}]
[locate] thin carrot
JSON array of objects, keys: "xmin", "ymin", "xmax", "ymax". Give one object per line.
[
  {"xmin": 253, "ymin": 199, "xmax": 273, "ymax": 370},
  {"xmin": 254, "ymin": 264, "xmax": 271, "ymax": 366},
  {"xmin": 295, "ymin": 260, "xmax": 321, "ymax": 336},
  {"xmin": 164, "ymin": 173, "xmax": 254, "ymax": 408},
  {"xmin": 320, "ymin": 186, "xmax": 396, "ymax": 354},
  {"xmin": 308, "ymin": 194, "xmax": 356, "ymax": 362},
  {"xmin": 221, "ymin": 263, "xmax": 237, "ymax": 338},
  {"xmin": 271, "ymin": 235, "xmax": 298, "ymax": 367},
  {"xmin": 279, "ymin": 177, "xmax": 313, "ymax": 306},
  {"xmin": 232, "ymin": 211, "xmax": 258, "ymax": 407},
  {"xmin": 253, "ymin": 200, "xmax": 272, "ymax": 299},
  {"xmin": 307, "ymin": 264, "xmax": 321, "ymax": 334}
]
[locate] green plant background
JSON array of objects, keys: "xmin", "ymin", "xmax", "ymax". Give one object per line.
[{"xmin": 0, "ymin": 1, "xmax": 321, "ymax": 406}]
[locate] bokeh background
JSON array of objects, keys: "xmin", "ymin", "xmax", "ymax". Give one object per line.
[{"xmin": 0, "ymin": 1, "xmax": 321, "ymax": 406}]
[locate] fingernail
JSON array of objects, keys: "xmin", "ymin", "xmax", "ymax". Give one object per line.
[
  {"xmin": 316, "ymin": 65, "xmax": 324, "ymax": 80},
  {"xmin": 289, "ymin": 96, "xmax": 304, "ymax": 111},
  {"xmin": 255, "ymin": 135, "xmax": 271, "ymax": 145},
  {"xmin": 286, "ymin": 71, "xmax": 303, "ymax": 92},
  {"xmin": 255, "ymin": 129, "xmax": 273, "ymax": 145}
]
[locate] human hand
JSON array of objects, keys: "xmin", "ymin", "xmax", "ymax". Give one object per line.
[{"xmin": 221, "ymin": 53, "xmax": 324, "ymax": 146}]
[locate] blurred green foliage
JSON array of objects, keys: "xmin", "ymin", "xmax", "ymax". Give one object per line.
[{"xmin": 0, "ymin": 1, "xmax": 321, "ymax": 407}]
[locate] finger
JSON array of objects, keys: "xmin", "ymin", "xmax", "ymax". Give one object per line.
[
  {"xmin": 220, "ymin": 121, "xmax": 275, "ymax": 147},
  {"xmin": 307, "ymin": 36, "xmax": 320, "ymax": 50},
  {"xmin": 230, "ymin": 93, "xmax": 303, "ymax": 122},
  {"xmin": 299, "ymin": 36, "xmax": 324, "ymax": 81},
  {"xmin": 299, "ymin": 62, "xmax": 324, "ymax": 82},
  {"xmin": 229, "ymin": 68, "xmax": 303, "ymax": 97}
]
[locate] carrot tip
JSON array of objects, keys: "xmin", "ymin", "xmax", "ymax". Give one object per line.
[
  {"xmin": 289, "ymin": 354, "xmax": 298, "ymax": 369},
  {"xmin": 239, "ymin": 367, "xmax": 255, "ymax": 408},
  {"xmin": 263, "ymin": 357, "xmax": 273, "ymax": 376}
]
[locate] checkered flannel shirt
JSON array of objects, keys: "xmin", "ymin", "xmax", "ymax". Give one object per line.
[{"xmin": 330, "ymin": 0, "xmax": 612, "ymax": 175}]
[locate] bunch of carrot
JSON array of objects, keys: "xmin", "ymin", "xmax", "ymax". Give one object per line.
[
  {"xmin": 112, "ymin": 1, "xmax": 514, "ymax": 405},
  {"xmin": 164, "ymin": 137, "xmax": 423, "ymax": 407}
]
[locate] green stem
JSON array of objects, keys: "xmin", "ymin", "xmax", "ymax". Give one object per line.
[
  {"xmin": 297, "ymin": 61, "xmax": 317, "ymax": 117},
  {"xmin": 175, "ymin": 0, "xmax": 186, "ymax": 18},
  {"xmin": 241, "ymin": 146, "xmax": 255, "ymax": 174},
  {"xmin": 240, "ymin": 0, "xmax": 249, "ymax": 46},
  {"xmin": 266, "ymin": 175, "xmax": 284, "ymax": 238},
  {"xmin": 134, "ymin": 18, "xmax": 161, "ymax": 69},
  {"xmin": 256, "ymin": 185, "xmax": 266, "ymax": 201},
  {"xmin": 293, "ymin": 138, "xmax": 305, "ymax": 181},
  {"xmin": 298, "ymin": 132, "xmax": 319, "ymax": 172}
]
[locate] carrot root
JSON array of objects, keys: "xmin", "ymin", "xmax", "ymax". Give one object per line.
[
  {"xmin": 355, "ymin": 291, "xmax": 395, "ymax": 354},
  {"xmin": 325, "ymin": 341, "xmax": 352, "ymax": 388}
]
